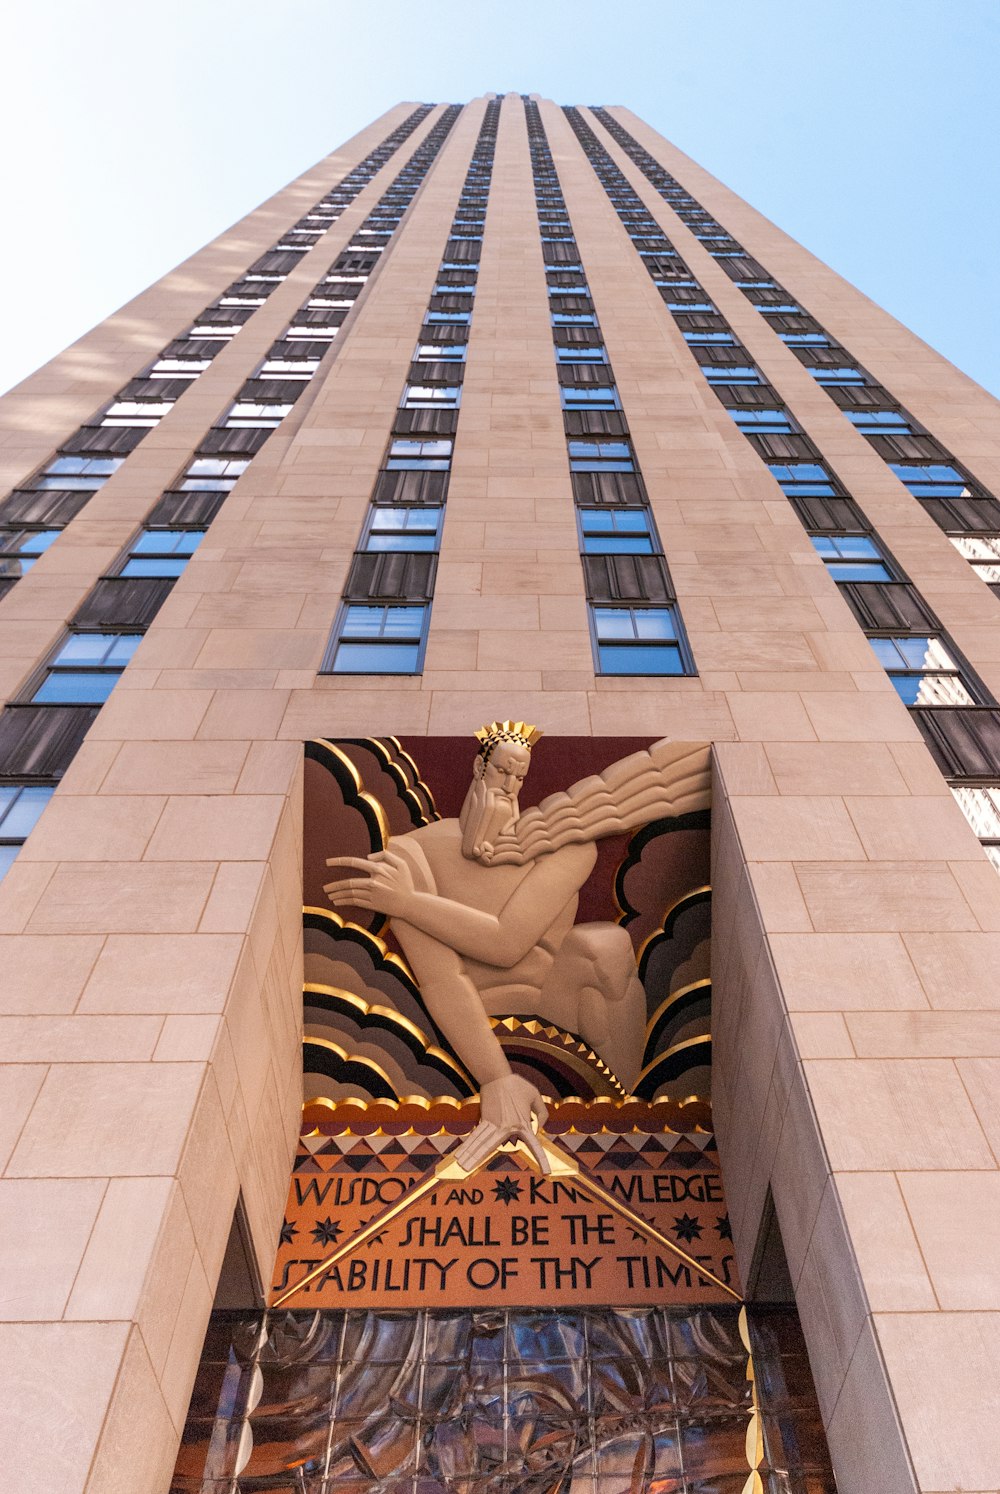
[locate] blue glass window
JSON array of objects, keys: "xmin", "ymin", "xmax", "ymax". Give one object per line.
[
  {"xmin": 779, "ymin": 333, "xmax": 830, "ymax": 346},
  {"xmin": 579, "ymin": 510, "xmax": 654, "ymax": 554},
  {"xmin": 869, "ymin": 635, "xmax": 976, "ymax": 706},
  {"xmin": 386, "ymin": 439, "xmax": 453, "ymax": 471},
  {"xmin": 768, "ymin": 463, "xmax": 837, "ymax": 497},
  {"xmin": 846, "ymin": 411, "xmax": 913, "ymax": 434},
  {"xmin": 0, "ymin": 784, "xmax": 55, "ymax": 880},
  {"xmin": 560, "ymin": 386, "xmax": 620, "ymax": 410},
  {"xmin": 728, "ymin": 408, "xmax": 796, "ymax": 434},
  {"xmin": 703, "ymin": 365, "xmax": 762, "ymax": 385},
  {"xmin": 0, "ymin": 530, "xmax": 60, "ymax": 573},
  {"xmin": 682, "ymin": 331, "xmax": 735, "ymax": 345},
  {"xmin": 329, "ymin": 605, "xmax": 428, "ymax": 673},
  {"xmin": 38, "ymin": 456, "xmax": 123, "ymax": 490},
  {"xmin": 810, "ymin": 534, "xmax": 894, "ymax": 582},
  {"xmin": 120, "ymin": 529, "xmax": 206, "ymax": 577},
  {"xmin": 180, "ymin": 458, "xmax": 248, "ymax": 492},
  {"xmin": 415, "ymin": 343, "xmax": 466, "ymax": 362},
  {"xmin": 365, "ymin": 508, "xmax": 443, "ymax": 551},
  {"xmin": 31, "ymin": 632, "xmax": 143, "ymax": 704},
  {"xmin": 888, "ymin": 463, "xmax": 971, "ymax": 499},
  {"xmin": 555, "ymin": 346, "xmax": 607, "ymax": 363},
  {"xmin": 807, "ymin": 366, "xmax": 866, "ymax": 386},
  {"xmin": 592, "ymin": 606, "xmax": 688, "ymax": 675},
  {"xmin": 403, "ymin": 385, "xmax": 461, "ymax": 408}
]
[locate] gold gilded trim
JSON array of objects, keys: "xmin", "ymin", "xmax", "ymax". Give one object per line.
[
  {"xmin": 644, "ymin": 977, "xmax": 712, "ymax": 1042},
  {"xmin": 302, "ymin": 1036, "xmax": 397, "ymax": 1095},
  {"xmin": 304, "ymin": 981, "xmax": 471, "ymax": 1085},
  {"xmin": 635, "ymin": 1032, "xmax": 711, "ymax": 1088},
  {"xmin": 313, "ymin": 739, "xmax": 392, "ymax": 846},
  {"xmin": 273, "ymin": 1129, "xmax": 739, "ymax": 1307}
]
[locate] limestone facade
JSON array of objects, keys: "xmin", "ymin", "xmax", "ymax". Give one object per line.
[{"xmin": 0, "ymin": 93, "xmax": 997, "ymax": 1494}]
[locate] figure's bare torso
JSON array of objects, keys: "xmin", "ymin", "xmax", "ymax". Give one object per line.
[{"xmin": 393, "ymin": 819, "xmax": 595, "ymax": 999}]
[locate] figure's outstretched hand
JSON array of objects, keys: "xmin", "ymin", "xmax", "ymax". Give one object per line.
[
  {"xmin": 324, "ymin": 848, "xmax": 416, "ymax": 919},
  {"xmin": 452, "ymin": 1074, "xmax": 551, "ymax": 1175}
]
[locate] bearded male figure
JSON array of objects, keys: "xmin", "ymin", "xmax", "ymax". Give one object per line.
[{"xmin": 326, "ymin": 723, "xmax": 710, "ymax": 1172}]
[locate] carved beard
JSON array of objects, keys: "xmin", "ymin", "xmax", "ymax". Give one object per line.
[{"xmin": 459, "ymin": 777, "xmax": 520, "ymax": 862}]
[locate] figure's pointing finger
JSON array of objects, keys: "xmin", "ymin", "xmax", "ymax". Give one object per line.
[{"xmin": 520, "ymin": 1125, "xmax": 552, "ymax": 1176}]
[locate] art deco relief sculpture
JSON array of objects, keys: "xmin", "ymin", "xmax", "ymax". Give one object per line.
[{"xmin": 326, "ymin": 722, "xmax": 711, "ymax": 1173}]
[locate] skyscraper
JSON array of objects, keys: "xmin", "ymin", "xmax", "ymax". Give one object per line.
[{"xmin": 1, "ymin": 93, "xmax": 998, "ymax": 1494}]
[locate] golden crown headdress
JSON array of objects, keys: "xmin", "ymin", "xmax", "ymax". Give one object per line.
[{"xmin": 474, "ymin": 720, "xmax": 543, "ymax": 758}]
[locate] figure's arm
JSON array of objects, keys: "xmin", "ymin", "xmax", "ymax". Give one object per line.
[{"xmin": 326, "ymin": 842, "xmax": 596, "ymax": 967}]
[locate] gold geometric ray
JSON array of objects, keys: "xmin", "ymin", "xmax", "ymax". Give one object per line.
[
  {"xmin": 271, "ymin": 1130, "xmax": 740, "ymax": 1307},
  {"xmin": 305, "ymin": 981, "xmax": 473, "ymax": 1087}
]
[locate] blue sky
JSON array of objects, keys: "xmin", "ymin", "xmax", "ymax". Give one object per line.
[{"xmin": 2, "ymin": 0, "xmax": 999, "ymax": 399}]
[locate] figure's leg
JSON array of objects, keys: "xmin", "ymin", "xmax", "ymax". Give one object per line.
[{"xmin": 539, "ymin": 924, "xmax": 646, "ymax": 1090}]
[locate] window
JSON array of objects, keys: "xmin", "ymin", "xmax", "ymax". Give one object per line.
[
  {"xmin": 950, "ymin": 786, "xmax": 1000, "ymax": 870},
  {"xmin": 592, "ymin": 606, "xmax": 688, "ymax": 675},
  {"xmin": 187, "ymin": 324, "xmax": 240, "ymax": 339},
  {"xmin": 551, "ymin": 312, "xmax": 598, "ymax": 326},
  {"xmin": 403, "ymin": 387, "xmax": 462, "ymax": 411},
  {"xmin": 778, "ymin": 333, "xmax": 829, "ymax": 346},
  {"xmin": 0, "ymin": 530, "xmax": 60, "ymax": 572},
  {"xmin": 846, "ymin": 411, "xmax": 914, "ymax": 435},
  {"xmin": 768, "ymin": 463, "xmax": 837, "ymax": 497},
  {"xmin": 868, "ymin": 635, "xmax": 976, "ymax": 706},
  {"xmin": 101, "ymin": 401, "xmax": 174, "ymax": 427},
  {"xmin": 180, "ymin": 459, "xmax": 248, "ymax": 492},
  {"xmin": 663, "ymin": 299, "xmax": 715, "ymax": 313},
  {"xmin": 259, "ymin": 359, "xmax": 320, "ymax": 380},
  {"xmin": 365, "ymin": 507, "xmax": 443, "ymax": 551},
  {"xmin": 119, "ymin": 529, "xmax": 206, "ymax": 577},
  {"xmin": 435, "ymin": 282, "xmax": 476, "ymax": 295},
  {"xmin": 727, "ymin": 408, "xmax": 796, "ymax": 434},
  {"xmin": 31, "ymin": 632, "xmax": 143, "ymax": 704},
  {"xmin": 0, "ymin": 785, "xmax": 55, "ymax": 880},
  {"xmin": 555, "ymin": 346, "xmax": 607, "ymax": 364},
  {"xmin": 386, "ymin": 439, "xmax": 453, "ymax": 471},
  {"xmin": 807, "ymin": 365, "xmax": 866, "ymax": 386},
  {"xmin": 579, "ymin": 509, "xmax": 654, "ymax": 554},
  {"xmin": 415, "ymin": 343, "xmax": 466, "ymax": 362},
  {"xmin": 888, "ymin": 463, "xmax": 973, "ymax": 499},
  {"xmin": 951, "ymin": 536, "xmax": 1000, "ymax": 583},
  {"xmin": 224, "ymin": 402, "xmax": 293, "ymax": 429},
  {"xmin": 425, "ymin": 310, "xmax": 471, "ymax": 324},
  {"xmin": 327, "ymin": 604, "xmax": 428, "ymax": 673},
  {"xmin": 757, "ymin": 303, "xmax": 803, "ymax": 315},
  {"xmin": 38, "ymin": 456, "xmax": 123, "ymax": 490},
  {"xmin": 810, "ymin": 534, "xmax": 894, "ymax": 582},
  {"xmin": 569, "ymin": 440, "xmax": 634, "ymax": 472},
  {"xmin": 560, "ymin": 386, "xmax": 621, "ymax": 411},
  {"xmin": 703, "ymin": 365, "xmax": 762, "ymax": 385},
  {"xmin": 149, "ymin": 358, "xmax": 211, "ymax": 378},
  {"xmin": 285, "ymin": 324, "xmax": 338, "ymax": 341},
  {"xmin": 682, "ymin": 331, "xmax": 735, "ymax": 345}
]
